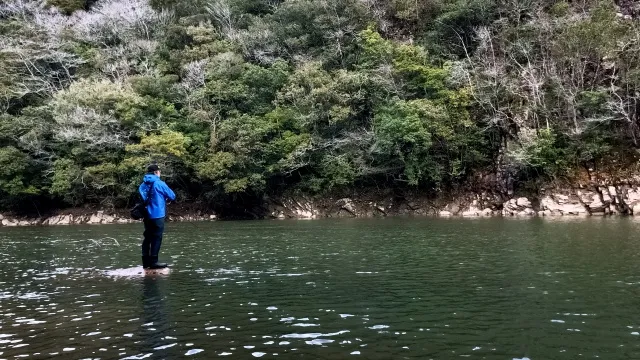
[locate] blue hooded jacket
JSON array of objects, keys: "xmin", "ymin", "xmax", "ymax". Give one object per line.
[{"xmin": 139, "ymin": 174, "xmax": 176, "ymax": 219}]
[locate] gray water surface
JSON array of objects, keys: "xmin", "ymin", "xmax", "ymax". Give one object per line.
[{"xmin": 1, "ymin": 217, "xmax": 640, "ymax": 359}]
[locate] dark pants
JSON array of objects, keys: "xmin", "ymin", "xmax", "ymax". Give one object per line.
[{"xmin": 142, "ymin": 217, "xmax": 165, "ymax": 257}]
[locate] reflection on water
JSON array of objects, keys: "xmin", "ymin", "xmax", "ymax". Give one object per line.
[{"xmin": 1, "ymin": 218, "xmax": 640, "ymax": 359}]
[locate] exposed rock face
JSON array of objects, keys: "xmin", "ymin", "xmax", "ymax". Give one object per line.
[
  {"xmin": 43, "ymin": 215, "xmax": 73, "ymax": 225},
  {"xmin": 540, "ymin": 195, "xmax": 588, "ymax": 216},
  {"xmin": 2, "ymin": 219, "xmax": 17, "ymax": 226},
  {"xmin": 86, "ymin": 211, "xmax": 119, "ymax": 225},
  {"xmin": 264, "ymin": 185, "xmax": 640, "ymax": 219},
  {"xmin": 270, "ymin": 197, "xmax": 319, "ymax": 219},
  {"xmin": 461, "ymin": 200, "xmax": 483, "ymax": 217},
  {"xmin": 336, "ymin": 198, "xmax": 357, "ymax": 216},
  {"xmin": 502, "ymin": 198, "xmax": 535, "ymax": 216}
]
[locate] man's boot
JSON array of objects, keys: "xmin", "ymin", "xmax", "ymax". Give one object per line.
[
  {"xmin": 142, "ymin": 256, "xmax": 151, "ymax": 269},
  {"xmin": 149, "ymin": 256, "xmax": 167, "ymax": 269}
]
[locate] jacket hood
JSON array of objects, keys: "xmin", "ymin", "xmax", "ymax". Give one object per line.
[{"xmin": 143, "ymin": 174, "xmax": 160, "ymax": 184}]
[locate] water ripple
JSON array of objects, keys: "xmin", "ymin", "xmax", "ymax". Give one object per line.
[{"xmin": 1, "ymin": 219, "xmax": 640, "ymax": 359}]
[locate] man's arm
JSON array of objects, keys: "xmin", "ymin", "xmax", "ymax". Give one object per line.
[
  {"xmin": 138, "ymin": 184, "xmax": 147, "ymax": 200},
  {"xmin": 159, "ymin": 182, "xmax": 176, "ymax": 201}
]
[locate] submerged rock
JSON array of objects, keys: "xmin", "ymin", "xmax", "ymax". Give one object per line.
[{"xmin": 103, "ymin": 266, "xmax": 171, "ymax": 278}]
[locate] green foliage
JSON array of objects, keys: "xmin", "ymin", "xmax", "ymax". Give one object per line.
[
  {"xmin": 126, "ymin": 130, "xmax": 191, "ymax": 158},
  {"xmin": 511, "ymin": 129, "xmax": 568, "ymax": 176},
  {"xmin": 46, "ymin": 0, "xmax": 86, "ymax": 14},
  {"xmin": 0, "ymin": 147, "xmax": 36, "ymax": 196},
  {"xmin": 1, "ymin": 0, "xmax": 638, "ymax": 212},
  {"xmin": 319, "ymin": 154, "xmax": 357, "ymax": 189},
  {"xmin": 577, "ymin": 90, "xmax": 609, "ymax": 118},
  {"xmin": 130, "ymin": 75, "xmax": 180, "ymax": 102},
  {"xmin": 52, "ymin": 79, "xmax": 143, "ymax": 124},
  {"xmin": 197, "ymin": 152, "xmax": 236, "ymax": 181},
  {"xmin": 422, "ymin": 0, "xmax": 498, "ymax": 59},
  {"xmin": 549, "ymin": 2, "xmax": 570, "ymax": 17},
  {"xmin": 373, "ymin": 98, "xmax": 476, "ymax": 185},
  {"xmin": 554, "ymin": 2, "xmax": 627, "ymax": 61},
  {"xmin": 357, "ymin": 28, "xmax": 454, "ymax": 100},
  {"xmin": 276, "ymin": 62, "xmax": 363, "ymax": 133},
  {"xmin": 266, "ymin": 0, "xmax": 368, "ymax": 62},
  {"xmin": 50, "ymin": 158, "xmax": 84, "ymax": 204}
]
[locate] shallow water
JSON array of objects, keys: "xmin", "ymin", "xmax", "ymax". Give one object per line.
[{"xmin": 1, "ymin": 217, "xmax": 640, "ymax": 359}]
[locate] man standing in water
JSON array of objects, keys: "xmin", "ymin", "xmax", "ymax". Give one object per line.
[{"xmin": 139, "ymin": 164, "xmax": 176, "ymax": 269}]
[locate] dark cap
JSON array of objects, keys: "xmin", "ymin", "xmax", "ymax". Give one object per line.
[{"xmin": 147, "ymin": 164, "xmax": 160, "ymax": 173}]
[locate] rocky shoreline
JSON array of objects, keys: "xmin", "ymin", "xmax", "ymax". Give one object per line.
[
  {"xmin": 0, "ymin": 211, "xmax": 217, "ymax": 227},
  {"xmin": 268, "ymin": 185, "xmax": 640, "ymax": 219},
  {"xmin": 2, "ymin": 185, "xmax": 640, "ymax": 226}
]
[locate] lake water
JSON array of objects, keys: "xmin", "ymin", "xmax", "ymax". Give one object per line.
[{"xmin": 1, "ymin": 217, "xmax": 640, "ymax": 359}]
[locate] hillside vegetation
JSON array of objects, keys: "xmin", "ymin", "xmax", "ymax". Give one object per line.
[{"xmin": 1, "ymin": 0, "xmax": 639, "ymax": 215}]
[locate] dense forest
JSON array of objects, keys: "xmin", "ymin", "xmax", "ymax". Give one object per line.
[{"xmin": 0, "ymin": 0, "xmax": 639, "ymax": 215}]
